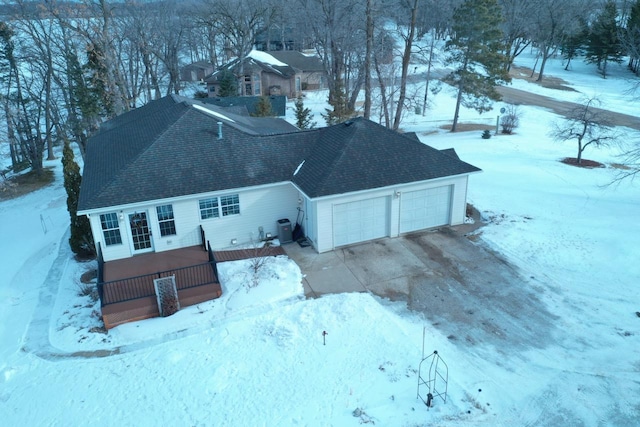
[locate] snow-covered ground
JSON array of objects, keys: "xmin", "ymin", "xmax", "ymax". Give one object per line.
[{"xmin": 1, "ymin": 52, "xmax": 639, "ymax": 426}]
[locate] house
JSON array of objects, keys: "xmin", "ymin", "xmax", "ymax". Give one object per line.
[
  {"xmin": 180, "ymin": 61, "xmax": 215, "ymax": 82},
  {"xmin": 204, "ymin": 50, "xmax": 327, "ymax": 98},
  {"xmin": 77, "ymin": 95, "xmax": 480, "ymax": 327},
  {"xmin": 267, "ymin": 50, "xmax": 327, "ymax": 91}
]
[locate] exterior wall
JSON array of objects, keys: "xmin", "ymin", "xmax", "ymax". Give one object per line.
[
  {"xmin": 89, "ymin": 183, "xmax": 302, "ymax": 262},
  {"xmin": 199, "ymin": 183, "xmax": 301, "ymax": 249},
  {"xmin": 302, "ymin": 197, "xmax": 318, "ymax": 249},
  {"xmin": 300, "ymin": 72, "xmax": 327, "ymax": 90},
  {"xmin": 262, "ymin": 73, "xmax": 296, "ymax": 98},
  {"xmin": 311, "ymin": 175, "xmax": 470, "ymax": 253},
  {"xmin": 90, "ymin": 175, "xmax": 471, "ymax": 260}
]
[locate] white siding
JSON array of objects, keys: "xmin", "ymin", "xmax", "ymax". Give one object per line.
[
  {"xmin": 199, "ymin": 184, "xmax": 300, "ymax": 249},
  {"xmin": 312, "ymin": 175, "xmax": 470, "ymax": 253},
  {"xmin": 89, "ymin": 175, "xmax": 472, "ymax": 259},
  {"xmin": 90, "ymin": 182, "xmax": 301, "ymax": 261}
]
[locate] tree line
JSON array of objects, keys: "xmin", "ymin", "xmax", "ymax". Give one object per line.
[{"xmin": 1, "ymin": 0, "xmax": 640, "ymax": 177}]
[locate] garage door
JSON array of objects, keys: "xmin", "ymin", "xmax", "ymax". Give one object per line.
[
  {"xmin": 400, "ymin": 186, "xmax": 452, "ymax": 233},
  {"xmin": 333, "ymin": 197, "xmax": 389, "ymax": 247}
]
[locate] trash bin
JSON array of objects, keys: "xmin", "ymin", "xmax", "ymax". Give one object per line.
[{"xmin": 277, "ymin": 219, "xmax": 293, "ymax": 243}]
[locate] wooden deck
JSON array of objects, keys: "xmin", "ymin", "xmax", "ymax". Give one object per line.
[
  {"xmin": 100, "ymin": 244, "xmax": 287, "ymax": 329},
  {"xmin": 213, "ymin": 245, "xmax": 286, "ymax": 262},
  {"xmin": 103, "ymin": 245, "xmax": 209, "ymax": 282}
]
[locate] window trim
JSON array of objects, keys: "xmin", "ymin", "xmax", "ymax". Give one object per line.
[
  {"xmin": 156, "ymin": 204, "xmax": 177, "ymax": 237},
  {"xmin": 100, "ymin": 212, "xmax": 123, "ymax": 246},
  {"xmin": 199, "ymin": 194, "xmax": 240, "ymax": 220}
]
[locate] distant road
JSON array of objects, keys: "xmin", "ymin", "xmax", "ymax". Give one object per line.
[{"xmin": 496, "ymin": 86, "xmax": 640, "ymax": 131}]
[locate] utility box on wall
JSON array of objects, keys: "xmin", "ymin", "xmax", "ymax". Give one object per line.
[{"xmin": 277, "ymin": 218, "xmax": 292, "ymax": 243}]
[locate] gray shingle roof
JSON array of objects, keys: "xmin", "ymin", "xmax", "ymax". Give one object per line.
[
  {"xmin": 78, "ymin": 97, "xmax": 480, "ymax": 212},
  {"xmin": 267, "ymin": 51, "xmax": 325, "ymax": 72},
  {"xmin": 291, "ymin": 118, "xmax": 481, "ymax": 198}
]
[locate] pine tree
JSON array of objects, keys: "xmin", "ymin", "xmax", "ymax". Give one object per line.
[
  {"xmin": 252, "ymin": 96, "xmax": 274, "ymax": 117},
  {"xmin": 561, "ymin": 19, "xmax": 588, "ymax": 70},
  {"xmin": 62, "ymin": 139, "xmax": 94, "ymax": 258},
  {"xmin": 586, "ymin": 1, "xmax": 623, "ymax": 78},
  {"xmin": 217, "ymin": 70, "xmax": 237, "ymax": 97},
  {"xmin": 321, "ymin": 79, "xmax": 354, "ymax": 126},
  {"xmin": 443, "ymin": 0, "xmax": 510, "ymax": 132},
  {"xmin": 85, "ymin": 43, "xmax": 114, "ymax": 118},
  {"xmin": 294, "ymin": 96, "xmax": 316, "ymax": 129},
  {"xmin": 626, "ymin": 0, "xmax": 640, "ymax": 73}
]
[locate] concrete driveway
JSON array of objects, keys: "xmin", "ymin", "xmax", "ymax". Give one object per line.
[{"xmin": 283, "ymin": 222, "xmax": 557, "ymax": 353}]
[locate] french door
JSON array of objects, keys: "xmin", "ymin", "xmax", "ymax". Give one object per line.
[{"xmin": 128, "ymin": 211, "xmax": 154, "ymax": 253}]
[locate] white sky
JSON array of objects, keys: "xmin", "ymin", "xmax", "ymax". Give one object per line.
[{"xmin": 1, "ymin": 50, "xmax": 639, "ymax": 426}]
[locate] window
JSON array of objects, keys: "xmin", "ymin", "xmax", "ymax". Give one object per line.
[
  {"xmin": 253, "ymin": 74, "xmax": 261, "ymax": 95},
  {"xmin": 295, "ymin": 76, "xmax": 301, "ymax": 92},
  {"xmin": 209, "ymin": 85, "xmax": 215, "ymax": 93},
  {"xmin": 100, "ymin": 213, "xmax": 122, "ymax": 246},
  {"xmin": 156, "ymin": 205, "xmax": 176, "ymax": 237},
  {"xmin": 220, "ymin": 194, "xmax": 240, "ymax": 216},
  {"xmin": 199, "ymin": 198, "xmax": 219, "ymax": 220},
  {"xmin": 199, "ymin": 194, "xmax": 240, "ymax": 220}
]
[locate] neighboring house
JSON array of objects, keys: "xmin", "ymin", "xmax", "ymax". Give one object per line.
[
  {"xmin": 200, "ymin": 95, "xmax": 287, "ymax": 117},
  {"xmin": 267, "ymin": 50, "xmax": 327, "ymax": 91},
  {"xmin": 77, "ymin": 95, "xmax": 480, "ymax": 327},
  {"xmin": 204, "ymin": 50, "xmax": 327, "ymax": 98},
  {"xmin": 180, "ymin": 61, "xmax": 215, "ymax": 82}
]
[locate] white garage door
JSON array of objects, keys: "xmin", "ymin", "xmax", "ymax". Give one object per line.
[
  {"xmin": 400, "ymin": 186, "xmax": 452, "ymax": 233},
  {"xmin": 333, "ymin": 197, "xmax": 389, "ymax": 247}
]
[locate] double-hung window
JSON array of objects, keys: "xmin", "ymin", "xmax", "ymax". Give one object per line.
[
  {"xmin": 100, "ymin": 213, "xmax": 122, "ymax": 246},
  {"xmin": 156, "ymin": 205, "xmax": 176, "ymax": 236},
  {"xmin": 199, "ymin": 194, "xmax": 240, "ymax": 220},
  {"xmin": 220, "ymin": 195, "xmax": 240, "ymax": 216}
]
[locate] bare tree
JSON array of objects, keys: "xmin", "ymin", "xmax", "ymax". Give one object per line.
[
  {"xmin": 529, "ymin": 0, "xmax": 592, "ymax": 82},
  {"xmin": 499, "ymin": 0, "xmax": 534, "ymax": 71},
  {"xmin": 296, "ymin": 0, "xmax": 366, "ymax": 112},
  {"xmin": 613, "ymin": 141, "xmax": 640, "ymax": 182},
  {"xmin": 550, "ymin": 97, "xmax": 617, "ymax": 165},
  {"xmin": 53, "ymin": 0, "xmax": 130, "ymax": 117},
  {"xmin": 392, "ymin": 0, "xmax": 419, "ymax": 131}
]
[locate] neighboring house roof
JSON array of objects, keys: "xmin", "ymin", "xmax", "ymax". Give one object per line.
[
  {"xmin": 267, "ymin": 51, "xmax": 325, "ymax": 73},
  {"xmin": 78, "ymin": 96, "xmax": 481, "ymax": 213},
  {"xmin": 200, "ymin": 95, "xmax": 287, "ymax": 117},
  {"xmin": 290, "ymin": 118, "xmax": 481, "ymax": 198},
  {"xmin": 205, "ymin": 50, "xmax": 296, "ymax": 83},
  {"xmin": 184, "ymin": 61, "xmax": 214, "ymax": 71}
]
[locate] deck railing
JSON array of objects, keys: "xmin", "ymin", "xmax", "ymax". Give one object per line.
[
  {"xmin": 100, "ymin": 261, "xmax": 218, "ymax": 306},
  {"xmin": 207, "ymin": 241, "xmax": 219, "ymax": 279},
  {"xmin": 96, "ymin": 242, "xmax": 105, "ymax": 302}
]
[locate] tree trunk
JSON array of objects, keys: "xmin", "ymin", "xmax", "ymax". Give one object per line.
[
  {"xmin": 422, "ymin": 30, "xmax": 436, "ymax": 116},
  {"xmin": 392, "ymin": 0, "xmax": 418, "ymax": 131},
  {"xmin": 363, "ymin": 0, "xmax": 373, "ymax": 120},
  {"xmin": 374, "ymin": 56, "xmax": 390, "ymax": 128},
  {"xmin": 451, "ymin": 85, "xmax": 463, "ymax": 132}
]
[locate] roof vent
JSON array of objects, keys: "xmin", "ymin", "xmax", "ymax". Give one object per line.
[
  {"xmin": 344, "ymin": 120, "xmax": 354, "ymax": 126},
  {"xmin": 217, "ymin": 121, "xmax": 223, "ymax": 139}
]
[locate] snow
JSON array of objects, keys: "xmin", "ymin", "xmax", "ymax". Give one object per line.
[
  {"xmin": 249, "ymin": 49, "xmax": 288, "ymax": 67},
  {"xmin": 1, "ymin": 51, "xmax": 640, "ymax": 426},
  {"xmin": 293, "ymin": 159, "xmax": 305, "ymax": 176},
  {"xmin": 193, "ymin": 103, "xmax": 236, "ymax": 123}
]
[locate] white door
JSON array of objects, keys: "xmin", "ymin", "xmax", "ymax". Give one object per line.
[
  {"xmin": 333, "ymin": 197, "xmax": 389, "ymax": 247},
  {"xmin": 400, "ymin": 186, "xmax": 452, "ymax": 233}
]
